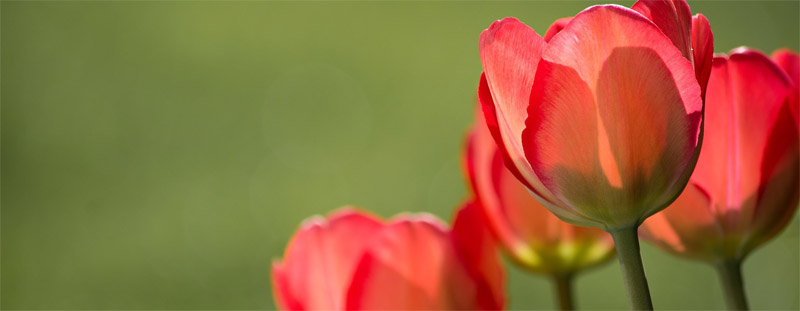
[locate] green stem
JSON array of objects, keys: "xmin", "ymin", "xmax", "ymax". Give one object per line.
[
  {"xmin": 553, "ymin": 274, "xmax": 574, "ymax": 310},
  {"xmin": 715, "ymin": 259, "xmax": 749, "ymax": 310},
  {"xmin": 609, "ymin": 226, "xmax": 653, "ymax": 310}
]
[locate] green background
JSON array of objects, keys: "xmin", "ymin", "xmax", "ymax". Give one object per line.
[{"xmin": 2, "ymin": 1, "xmax": 798, "ymax": 309}]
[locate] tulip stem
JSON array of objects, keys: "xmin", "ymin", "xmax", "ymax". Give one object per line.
[
  {"xmin": 609, "ymin": 226, "xmax": 653, "ymax": 310},
  {"xmin": 715, "ymin": 259, "xmax": 749, "ymax": 310},
  {"xmin": 553, "ymin": 274, "xmax": 574, "ymax": 310}
]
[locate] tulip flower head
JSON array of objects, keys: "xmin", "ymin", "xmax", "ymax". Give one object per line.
[
  {"xmin": 272, "ymin": 206, "xmax": 504, "ymax": 310},
  {"xmin": 478, "ymin": 0, "xmax": 712, "ymax": 231},
  {"xmin": 641, "ymin": 48, "xmax": 799, "ymax": 263}
]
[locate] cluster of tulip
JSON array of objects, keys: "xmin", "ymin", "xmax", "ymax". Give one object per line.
[{"xmin": 272, "ymin": 0, "xmax": 799, "ymax": 309}]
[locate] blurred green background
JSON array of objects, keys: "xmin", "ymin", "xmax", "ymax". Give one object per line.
[{"xmin": 2, "ymin": 1, "xmax": 798, "ymax": 309}]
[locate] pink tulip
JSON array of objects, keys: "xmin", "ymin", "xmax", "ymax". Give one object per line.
[
  {"xmin": 477, "ymin": 0, "xmax": 712, "ymax": 308},
  {"xmin": 465, "ymin": 107, "xmax": 615, "ymax": 309},
  {"xmin": 640, "ymin": 48, "xmax": 798, "ymax": 310},
  {"xmin": 272, "ymin": 206, "xmax": 504, "ymax": 310}
]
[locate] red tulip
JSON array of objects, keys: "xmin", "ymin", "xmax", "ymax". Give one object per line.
[
  {"xmin": 640, "ymin": 48, "xmax": 798, "ymax": 309},
  {"xmin": 478, "ymin": 0, "xmax": 711, "ymax": 230},
  {"xmin": 640, "ymin": 47, "xmax": 798, "ymax": 262},
  {"xmin": 477, "ymin": 1, "xmax": 712, "ymax": 308},
  {"xmin": 272, "ymin": 206, "xmax": 504, "ymax": 310},
  {"xmin": 465, "ymin": 106, "xmax": 615, "ymax": 275}
]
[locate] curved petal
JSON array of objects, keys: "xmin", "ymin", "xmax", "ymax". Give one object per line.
[
  {"xmin": 543, "ymin": 17, "xmax": 573, "ymax": 42},
  {"xmin": 522, "ymin": 5, "xmax": 702, "ymax": 229},
  {"xmin": 630, "ymin": 1, "xmax": 715, "ymax": 98},
  {"xmin": 744, "ymin": 85, "xmax": 799, "ymax": 256},
  {"xmin": 479, "ymin": 17, "xmax": 544, "ymax": 156},
  {"xmin": 478, "ymin": 74, "xmax": 534, "ymax": 192},
  {"xmin": 632, "ymin": 0, "xmax": 693, "ymax": 62},
  {"xmin": 631, "ymin": 1, "xmax": 715, "ymax": 98},
  {"xmin": 772, "ymin": 48, "xmax": 799, "ymax": 128},
  {"xmin": 692, "ymin": 14, "xmax": 714, "ymax": 99},
  {"xmin": 450, "ymin": 201, "xmax": 505, "ymax": 310},
  {"xmin": 523, "ymin": 61, "xmax": 603, "ymax": 227},
  {"xmin": 345, "ymin": 215, "xmax": 490, "ymax": 310},
  {"xmin": 740, "ymin": 105, "xmax": 800, "ymax": 254},
  {"xmin": 272, "ymin": 208, "xmax": 384, "ymax": 310},
  {"xmin": 479, "ymin": 18, "xmax": 558, "ymax": 204}
]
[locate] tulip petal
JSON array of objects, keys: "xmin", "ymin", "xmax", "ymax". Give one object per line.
[
  {"xmin": 692, "ymin": 14, "xmax": 714, "ymax": 99},
  {"xmin": 523, "ymin": 5, "xmax": 702, "ymax": 228},
  {"xmin": 522, "ymin": 61, "xmax": 605, "ymax": 225},
  {"xmin": 272, "ymin": 209, "xmax": 384, "ymax": 310},
  {"xmin": 595, "ymin": 47, "xmax": 702, "ymax": 211},
  {"xmin": 631, "ymin": 1, "xmax": 716, "ymax": 99},
  {"xmin": 479, "ymin": 18, "xmax": 560, "ymax": 204},
  {"xmin": 772, "ymin": 48, "xmax": 800, "ymax": 127},
  {"xmin": 745, "ymin": 102, "xmax": 800, "ymax": 254},
  {"xmin": 345, "ymin": 216, "xmax": 481, "ymax": 310},
  {"xmin": 692, "ymin": 49, "xmax": 793, "ymax": 233},
  {"xmin": 479, "ymin": 17, "xmax": 544, "ymax": 157},
  {"xmin": 543, "ymin": 17, "xmax": 573, "ymax": 42},
  {"xmin": 450, "ymin": 202, "xmax": 505, "ymax": 310},
  {"xmin": 632, "ymin": 0, "xmax": 693, "ymax": 62},
  {"xmin": 271, "ymin": 261, "xmax": 304, "ymax": 311},
  {"xmin": 478, "ymin": 74, "xmax": 533, "ymax": 193}
]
